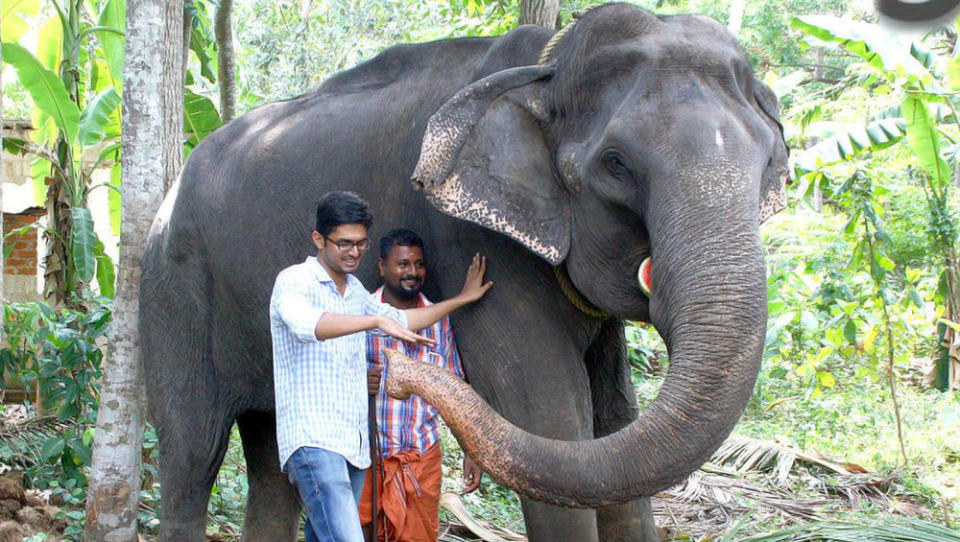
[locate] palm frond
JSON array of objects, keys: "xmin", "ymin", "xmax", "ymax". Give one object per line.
[
  {"xmin": 660, "ymin": 470, "xmax": 827, "ymax": 520},
  {"xmin": 0, "ymin": 413, "xmax": 73, "ymax": 470},
  {"xmin": 710, "ymin": 435, "xmax": 866, "ymax": 482},
  {"xmin": 440, "ymin": 492, "xmax": 526, "ymax": 542}
]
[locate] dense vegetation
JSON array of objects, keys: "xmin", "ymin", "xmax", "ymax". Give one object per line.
[{"xmin": 2, "ymin": 0, "xmax": 959, "ymax": 540}]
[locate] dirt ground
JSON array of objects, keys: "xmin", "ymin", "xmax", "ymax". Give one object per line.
[{"xmin": 0, "ymin": 470, "xmax": 67, "ymax": 542}]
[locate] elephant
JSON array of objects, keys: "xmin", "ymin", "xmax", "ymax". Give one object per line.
[{"xmin": 139, "ymin": 3, "xmax": 788, "ymax": 541}]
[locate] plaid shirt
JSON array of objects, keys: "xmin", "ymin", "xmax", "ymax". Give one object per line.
[
  {"xmin": 367, "ymin": 287, "xmax": 463, "ymax": 459},
  {"xmin": 270, "ymin": 257, "xmax": 408, "ymax": 470}
]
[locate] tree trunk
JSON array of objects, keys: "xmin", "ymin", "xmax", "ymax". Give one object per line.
[
  {"xmin": 85, "ymin": 0, "xmax": 184, "ymax": 538},
  {"xmin": 183, "ymin": 6, "xmax": 192, "ymax": 85},
  {"xmin": 42, "ymin": 179, "xmax": 71, "ymax": 306},
  {"xmin": 727, "ymin": 0, "xmax": 745, "ymax": 36},
  {"xmin": 519, "ymin": 0, "xmax": 560, "ymax": 30},
  {"xmin": 215, "ymin": 0, "xmax": 236, "ymax": 123}
]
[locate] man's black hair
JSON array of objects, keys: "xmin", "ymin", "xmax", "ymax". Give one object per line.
[
  {"xmin": 379, "ymin": 228, "xmax": 425, "ymax": 260},
  {"xmin": 315, "ymin": 191, "xmax": 373, "ymax": 236}
]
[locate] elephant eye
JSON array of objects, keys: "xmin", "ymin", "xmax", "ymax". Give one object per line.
[{"xmin": 601, "ymin": 151, "xmax": 630, "ymax": 179}]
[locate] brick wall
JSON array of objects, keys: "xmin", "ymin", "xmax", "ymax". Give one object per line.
[{"xmin": 3, "ymin": 213, "xmax": 41, "ymax": 276}]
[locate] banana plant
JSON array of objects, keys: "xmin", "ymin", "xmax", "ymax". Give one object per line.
[
  {"xmin": 791, "ymin": 15, "xmax": 960, "ymax": 391},
  {"xmin": 3, "ymin": 0, "xmax": 223, "ymax": 302},
  {"xmin": 2, "ymin": 0, "xmax": 125, "ymax": 301}
]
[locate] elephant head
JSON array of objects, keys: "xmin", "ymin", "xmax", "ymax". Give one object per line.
[{"xmin": 407, "ymin": 3, "xmax": 789, "ymax": 507}]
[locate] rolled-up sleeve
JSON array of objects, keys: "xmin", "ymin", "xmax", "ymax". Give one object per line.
[{"xmin": 271, "ymin": 274, "xmax": 325, "ymax": 343}]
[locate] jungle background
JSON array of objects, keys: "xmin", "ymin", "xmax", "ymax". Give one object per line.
[{"xmin": 2, "ymin": 0, "xmax": 960, "ymax": 540}]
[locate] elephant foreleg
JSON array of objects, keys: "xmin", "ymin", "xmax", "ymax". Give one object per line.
[
  {"xmin": 587, "ymin": 318, "xmax": 659, "ymax": 542},
  {"xmin": 522, "ymin": 499, "xmax": 598, "ymax": 542},
  {"xmin": 452, "ymin": 293, "xmax": 602, "ymax": 542}
]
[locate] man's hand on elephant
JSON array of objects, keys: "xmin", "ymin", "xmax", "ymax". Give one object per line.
[
  {"xmin": 458, "ymin": 253, "xmax": 493, "ymax": 303},
  {"xmin": 367, "ymin": 366, "xmax": 383, "ymax": 395},
  {"xmin": 461, "ymin": 455, "xmax": 483, "ymax": 494},
  {"xmin": 378, "ymin": 316, "xmax": 436, "ymax": 346}
]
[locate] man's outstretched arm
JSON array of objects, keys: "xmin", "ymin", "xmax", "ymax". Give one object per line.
[
  {"xmin": 405, "ymin": 253, "xmax": 492, "ymax": 331},
  {"xmin": 314, "ymin": 313, "xmax": 432, "ymax": 344}
]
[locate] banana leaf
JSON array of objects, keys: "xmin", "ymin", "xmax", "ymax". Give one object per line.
[
  {"xmin": 70, "ymin": 207, "xmax": 97, "ymax": 283},
  {"xmin": 902, "ymin": 96, "xmax": 952, "ymax": 191},
  {"xmin": 794, "ymin": 118, "xmax": 906, "ymax": 174},
  {"xmin": 2, "ymin": 42, "xmax": 81, "ymax": 144},
  {"xmin": 791, "ymin": 16, "xmax": 932, "ymax": 82},
  {"xmin": 77, "ymin": 87, "xmax": 121, "ymax": 146},
  {"xmin": 96, "ymin": 0, "xmax": 125, "ymax": 85}
]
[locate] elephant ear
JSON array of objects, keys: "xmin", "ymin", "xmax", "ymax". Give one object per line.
[
  {"xmin": 412, "ymin": 66, "xmax": 570, "ymax": 265},
  {"xmin": 753, "ymin": 81, "xmax": 789, "ymax": 223}
]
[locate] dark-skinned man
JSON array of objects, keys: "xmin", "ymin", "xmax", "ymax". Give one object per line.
[{"xmin": 360, "ymin": 228, "xmax": 484, "ymax": 542}]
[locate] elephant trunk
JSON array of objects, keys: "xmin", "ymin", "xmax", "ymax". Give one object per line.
[{"xmin": 384, "ymin": 183, "xmax": 767, "ymax": 509}]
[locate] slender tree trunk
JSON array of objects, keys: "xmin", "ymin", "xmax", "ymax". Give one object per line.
[
  {"xmin": 519, "ymin": 0, "xmax": 560, "ymax": 30},
  {"xmin": 215, "ymin": 0, "xmax": 236, "ymax": 123},
  {"xmin": 182, "ymin": 6, "xmax": 192, "ymax": 85},
  {"xmin": 85, "ymin": 0, "xmax": 183, "ymax": 538},
  {"xmin": 42, "ymin": 180, "xmax": 71, "ymax": 306},
  {"xmin": 728, "ymin": 0, "xmax": 745, "ymax": 36}
]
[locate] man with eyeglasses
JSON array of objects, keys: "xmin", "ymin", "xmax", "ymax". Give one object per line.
[{"xmin": 269, "ymin": 191, "xmax": 492, "ymax": 542}]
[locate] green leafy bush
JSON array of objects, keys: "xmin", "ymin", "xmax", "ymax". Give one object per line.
[{"xmin": 1, "ymin": 293, "xmax": 110, "ymax": 534}]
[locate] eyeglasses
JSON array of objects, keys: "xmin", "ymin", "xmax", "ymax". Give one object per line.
[{"xmin": 326, "ymin": 237, "xmax": 370, "ymax": 252}]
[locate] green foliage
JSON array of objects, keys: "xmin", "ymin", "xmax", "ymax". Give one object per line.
[
  {"xmin": 1, "ymin": 41, "xmax": 81, "ymax": 143},
  {"xmin": 438, "ymin": 425, "xmax": 525, "ymax": 534},
  {"xmin": 790, "ymin": 14, "xmax": 960, "ymax": 393},
  {"xmin": 76, "ymin": 88, "xmax": 121, "ymax": 146},
  {"xmin": 185, "ymin": 0, "xmax": 217, "ymax": 85},
  {"xmin": 625, "ymin": 323, "xmax": 667, "ymax": 384},
  {"xmin": 232, "ymin": 0, "xmax": 523, "ymax": 110},
  {"xmin": 183, "ymin": 89, "xmax": 223, "ymax": 157},
  {"xmin": 0, "ymin": 294, "xmax": 109, "ymax": 535},
  {"xmin": 760, "ymin": 203, "xmax": 936, "ymax": 420},
  {"xmin": 96, "ymin": 0, "xmax": 126, "ymax": 84},
  {"xmin": 2, "ymin": 0, "xmax": 42, "ymax": 43},
  {"xmin": 739, "ymin": 516, "xmax": 960, "ymax": 542}
]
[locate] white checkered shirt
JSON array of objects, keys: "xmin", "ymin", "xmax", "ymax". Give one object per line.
[{"xmin": 270, "ymin": 256, "xmax": 408, "ymax": 470}]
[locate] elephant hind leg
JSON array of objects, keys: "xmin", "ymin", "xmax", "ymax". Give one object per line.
[
  {"xmin": 142, "ymin": 243, "xmax": 231, "ymax": 541},
  {"xmin": 154, "ymin": 407, "xmax": 233, "ymax": 541},
  {"xmin": 236, "ymin": 411, "xmax": 301, "ymax": 542}
]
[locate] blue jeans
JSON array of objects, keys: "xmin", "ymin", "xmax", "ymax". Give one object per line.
[{"xmin": 287, "ymin": 447, "xmax": 368, "ymax": 542}]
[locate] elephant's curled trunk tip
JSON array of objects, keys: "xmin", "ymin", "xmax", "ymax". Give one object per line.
[{"xmin": 382, "ymin": 348, "xmax": 416, "ymax": 400}]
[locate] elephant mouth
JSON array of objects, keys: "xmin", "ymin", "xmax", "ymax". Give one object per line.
[{"xmin": 637, "ymin": 256, "xmax": 651, "ymax": 297}]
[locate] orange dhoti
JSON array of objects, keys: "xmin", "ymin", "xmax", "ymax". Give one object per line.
[{"xmin": 359, "ymin": 443, "xmax": 443, "ymax": 542}]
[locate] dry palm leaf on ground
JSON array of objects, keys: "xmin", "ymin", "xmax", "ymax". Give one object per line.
[{"xmin": 439, "ymin": 434, "xmax": 941, "ymax": 541}]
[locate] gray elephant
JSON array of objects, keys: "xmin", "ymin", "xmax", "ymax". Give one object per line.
[{"xmin": 140, "ymin": 3, "xmax": 788, "ymax": 541}]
